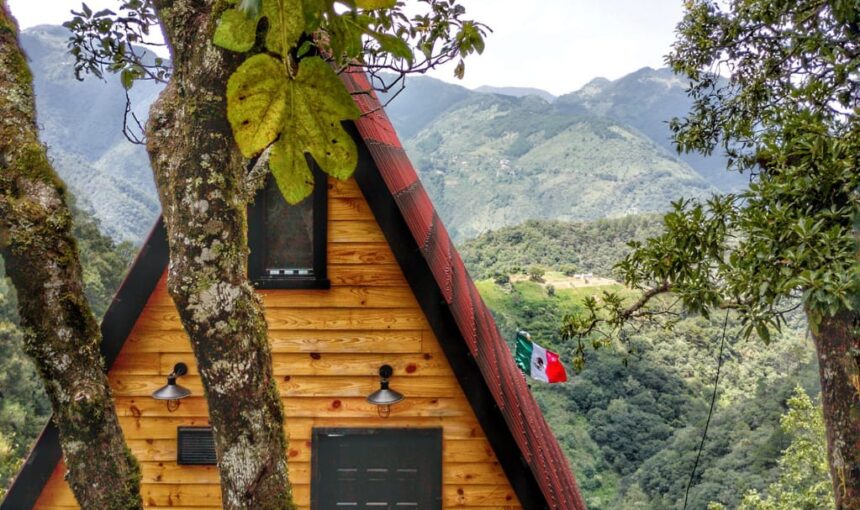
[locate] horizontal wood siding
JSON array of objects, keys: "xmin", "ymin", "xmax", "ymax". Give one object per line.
[{"xmin": 34, "ymin": 178, "xmax": 523, "ymax": 509}]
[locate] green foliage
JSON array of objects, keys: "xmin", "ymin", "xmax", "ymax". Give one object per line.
[
  {"xmin": 64, "ymin": 2, "xmax": 169, "ymax": 87},
  {"xmin": 669, "ymin": 0, "xmax": 858, "ymax": 166},
  {"xmin": 560, "ymin": 264, "xmax": 578, "ymax": 277},
  {"xmin": 664, "ymin": 0, "xmax": 859, "ymax": 324},
  {"xmin": 474, "ymin": 272, "xmax": 819, "ymax": 510},
  {"xmin": 563, "ymin": 0, "xmax": 860, "ymax": 352},
  {"xmin": 64, "ymin": 0, "xmax": 487, "ymax": 204},
  {"xmin": 710, "ymin": 387, "xmax": 833, "ymax": 510},
  {"xmin": 216, "ymin": 0, "xmax": 366, "ymax": 203},
  {"xmin": 461, "ymin": 215, "xmax": 664, "ymax": 279},
  {"xmin": 0, "ymin": 203, "xmax": 132, "ymax": 497},
  {"xmin": 491, "ymin": 272, "xmax": 509, "ymax": 285},
  {"xmin": 527, "ymin": 265, "xmax": 545, "ymax": 282},
  {"xmin": 466, "ymin": 215, "xmax": 823, "ymax": 510}
]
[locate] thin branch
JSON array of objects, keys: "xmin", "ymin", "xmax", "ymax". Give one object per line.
[
  {"xmin": 241, "ymin": 145, "xmax": 274, "ymax": 202},
  {"xmin": 122, "ymin": 89, "xmax": 147, "ymax": 145},
  {"xmin": 620, "ymin": 282, "xmax": 673, "ymax": 320}
]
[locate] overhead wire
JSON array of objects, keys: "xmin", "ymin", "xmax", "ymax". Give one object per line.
[{"xmin": 683, "ymin": 310, "xmax": 731, "ymax": 510}]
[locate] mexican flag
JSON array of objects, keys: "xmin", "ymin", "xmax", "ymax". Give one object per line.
[{"xmin": 514, "ymin": 331, "xmax": 567, "ymax": 383}]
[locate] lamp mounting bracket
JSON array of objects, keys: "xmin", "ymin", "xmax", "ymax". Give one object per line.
[
  {"xmin": 172, "ymin": 362, "xmax": 188, "ymax": 377},
  {"xmin": 378, "ymin": 364, "xmax": 393, "ymax": 379}
]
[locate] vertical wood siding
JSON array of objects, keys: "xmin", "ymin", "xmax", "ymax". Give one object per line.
[{"xmin": 34, "ymin": 178, "xmax": 523, "ymax": 510}]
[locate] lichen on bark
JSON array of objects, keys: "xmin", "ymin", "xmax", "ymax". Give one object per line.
[
  {"xmin": 0, "ymin": 2, "xmax": 143, "ymax": 507},
  {"xmin": 147, "ymin": 1, "xmax": 296, "ymax": 507}
]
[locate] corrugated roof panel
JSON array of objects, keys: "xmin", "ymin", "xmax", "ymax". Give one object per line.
[
  {"xmin": 363, "ymin": 140, "xmax": 420, "ymax": 196},
  {"xmin": 423, "ymin": 215, "xmax": 454, "ymax": 303},
  {"xmin": 392, "ymin": 181, "xmax": 435, "ymax": 253},
  {"xmin": 448, "ymin": 262, "xmax": 479, "ymax": 355}
]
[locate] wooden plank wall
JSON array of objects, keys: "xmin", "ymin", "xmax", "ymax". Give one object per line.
[{"xmin": 35, "ymin": 178, "xmax": 523, "ymax": 510}]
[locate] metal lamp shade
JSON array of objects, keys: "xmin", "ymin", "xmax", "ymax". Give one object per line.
[
  {"xmin": 152, "ymin": 376, "xmax": 192, "ymax": 401},
  {"xmin": 366, "ymin": 386, "xmax": 404, "ymax": 406}
]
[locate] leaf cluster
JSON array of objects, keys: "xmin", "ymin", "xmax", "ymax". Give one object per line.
[
  {"xmin": 668, "ymin": 0, "xmax": 859, "ymax": 167},
  {"xmin": 64, "ymin": 1, "xmax": 169, "ymax": 88}
]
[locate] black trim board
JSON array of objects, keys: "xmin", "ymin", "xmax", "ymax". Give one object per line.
[
  {"xmin": 100, "ymin": 218, "xmax": 170, "ymax": 366},
  {"xmin": 0, "ymin": 219, "xmax": 169, "ymax": 510},
  {"xmin": 348, "ymin": 123, "xmax": 549, "ymax": 510}
]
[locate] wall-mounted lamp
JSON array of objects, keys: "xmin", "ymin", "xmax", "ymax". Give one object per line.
[
  {"xmin": 152, "ymin": 362, "xmax": 192, "ymax": 412},
  {"xmin": 366, "ymin": 364, "xmax": 404, "ymax": 418}
]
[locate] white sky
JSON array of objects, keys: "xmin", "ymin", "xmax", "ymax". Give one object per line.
[{"xmin": 7, "ymin": 0, "xmax": 685, "ymax": 96}]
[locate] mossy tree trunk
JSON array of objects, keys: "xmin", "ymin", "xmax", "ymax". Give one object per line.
[
  {"xmin": 146, "ymin": 1, "xmax": 295, "ymax": 508},
  {"xmin": 809, "ymin": 309, "xmax": 860, "ymax": 509},
  {"xmin": 0, "ymin": 3, "xmax": 143, "ymax": 508}
]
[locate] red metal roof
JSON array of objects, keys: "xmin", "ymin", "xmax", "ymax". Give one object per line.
[{"xmin": 342, "ymin": 69, "xmax": 587, "ymax": 510}]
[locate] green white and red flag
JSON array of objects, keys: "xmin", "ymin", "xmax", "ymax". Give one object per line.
[{"xmin": 514, "ymin": 331, "xmax": 567, "ymax": 383}]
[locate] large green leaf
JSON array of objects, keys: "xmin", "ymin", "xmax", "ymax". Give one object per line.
[
  {"xmin": 263, "ymin": 0, "xmax": 305, "ymax": 55},
  {"xmin": 270, "ymin": 138, "xmax": 314, "ymax": 204},
  {"xmin": 300, "ymin": 0, "xmax": 327, "ymax": 32},
  {"xmin": 271, "ymin": 56, "xmax": 361, "ymax": 203},
  {"xmin": 213, "ymin": 0, "xmax": 306, "ymax": 55},
  {"xmin": 226, "ymin": 53, "xmax": 288, "ymax": 157},
  {"xmin": 213, "ymin": 8, "xmax": 260, "ymax": 52}
]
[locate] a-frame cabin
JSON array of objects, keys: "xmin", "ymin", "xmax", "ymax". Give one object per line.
[{"xmin": 2, "ymin": 69, "xmax": 586, "ymax": 510}]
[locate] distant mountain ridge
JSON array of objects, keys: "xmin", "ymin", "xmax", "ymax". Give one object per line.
[
  {"xmin": 405, "ymin": 92, "xmax": 715, "ymax": 240},
  {"xmin": 23, "ymin": 26, "xmax": 738, "ymax": 243},
  {"xmin": 555, "ymin": 67, "xmax": 745, "ymax": 190},
  {"xmin": 474, "ymin": 85, "xmax": 556, "ymax": 103}
]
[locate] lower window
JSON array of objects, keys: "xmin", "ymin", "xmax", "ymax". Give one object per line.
[{"xmin": 311, "ymin": 428, "xmax": 442, "ymax": 509}]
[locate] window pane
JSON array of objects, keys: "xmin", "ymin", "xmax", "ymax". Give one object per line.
[{"xmin": 263, "ymin": 179, "xmax": 314, "ymax": 276}]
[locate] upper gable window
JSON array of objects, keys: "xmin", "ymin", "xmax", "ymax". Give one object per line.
[{"xmin": 248, "ymin": 166, "xmax": 329, "ymax": 289}]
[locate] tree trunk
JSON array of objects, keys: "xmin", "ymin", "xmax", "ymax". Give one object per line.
[
  {"xmin": 146, "ymin": 1, "xmax": 295, "ymax": 508},
  {"xmin": 0, "ymin": 4, "xmax": 143, "ymax": 508},
  {"xmin": 810, "ymin": 308, "xmax": 860, "ymax": 510}
]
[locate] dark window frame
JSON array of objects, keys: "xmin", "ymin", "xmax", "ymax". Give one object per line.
[
  {"xmin": 311, "ymin": 427, "xmax": 443, "ymax": 510},
  {"xmin": 248, "ymin": 163, "xmax": 330, "ymax": 289}
]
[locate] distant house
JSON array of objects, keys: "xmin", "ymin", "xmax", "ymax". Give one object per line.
[{"xmin": 2, "ymin": 69, "xmax": 585, "ymax": 510}]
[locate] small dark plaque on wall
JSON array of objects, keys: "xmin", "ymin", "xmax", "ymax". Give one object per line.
[{"xmin": 177, "ymin": 426, "xmax": 217, "ymax": 465}]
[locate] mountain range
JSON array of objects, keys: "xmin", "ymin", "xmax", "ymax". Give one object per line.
[
  {"xmin": 21, "ymin": 25, "xmax": 163, "ymax": 242},
  {"xmin": 22, "ymin": 25, "xmax": 743, "ymax": 243}
]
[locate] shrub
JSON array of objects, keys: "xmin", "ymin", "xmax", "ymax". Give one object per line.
[{"xmin": 528, "ymin": 265, "xmax": 545, "ymax": 282}]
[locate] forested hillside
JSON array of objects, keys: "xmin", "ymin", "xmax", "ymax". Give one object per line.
[
  {"xmin": 463, "ymin": 217, "xmax": 823, "ymax": 510},
  {"xmin": 20, "ymin": 25, "xmax": 161, "ymax": 242},
  {"xmin": 460, "ymin": 215, "xmax": 664, "ymax": 279},
  {"xmin": 404, "ymin": 94, "xmax": 713, "ymax": 240},
  {"xmin": 0, "ymin": 202, "xmax": 132, "ymax": 496},
  {"xmin": 554, "ymin": 67, "xmax": 746, "ymax": 191}
]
